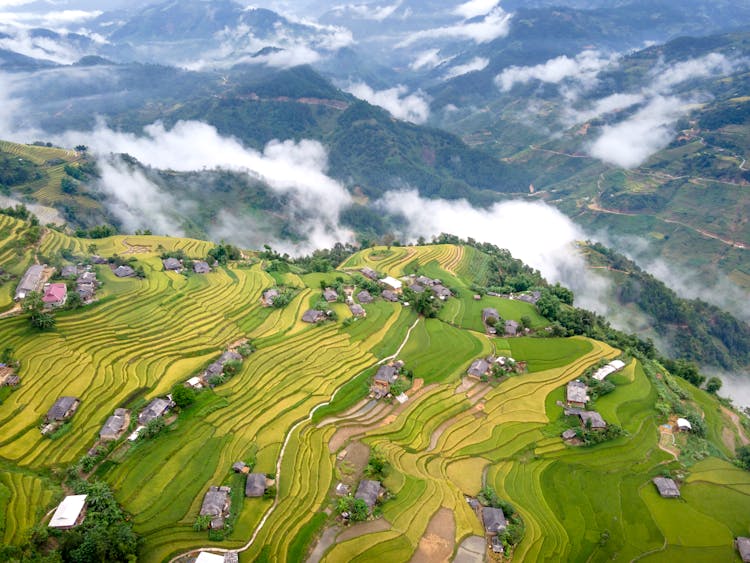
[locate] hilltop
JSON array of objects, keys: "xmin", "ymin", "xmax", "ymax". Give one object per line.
[{"xmin": 0, "ymin": 215, "xmax": 749, "ymax": 562}]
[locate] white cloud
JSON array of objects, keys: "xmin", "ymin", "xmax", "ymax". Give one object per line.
[
  {"xmin": 345, "ymin": 82, "xmax": 430, "ymax": 124},
  {"xmin": 397, "ymin": 7, "xmax": 512, "ymax": 46},
  {"xmin": 377, "ymin": 190, "xmax": 612, "ymax": 311},
  {"xmin": 651, "ymin": 52, "xmax": 738, "ymax": 93},
  {"xmin": 587, "ymin": 95, "xmax": 685, "ymax": 168},
  {"xmin": 55, "ymin": 120, "xmax": 354, "ymax": 253},
  {"xmin": 0, "ymin": 9, "xmax": 101, "ymax": 28},
  {"xmin": 444, "ymin": 56, "xmax": 489, "ymax": 80},
  {"xmin": 452, "ymin": 0, "xmax": 499, "ymax": 19},
  {"xmin": 496, "ymin": 50, "xmax": 615, "ymax": 92},
  {"xmin": 0, "ymin": 28, "xmax": 83, "ymax": 64},
  {"xmin": 410, "ymin": 49, "xmax": 446, "ymax": 71},
  {"xmin": 563, "ymin": 92, "xmax": 645, "ymax": 125},
  {"xmin": 334, "ymin": 1, "xmax": 402, "ymax": 21}
]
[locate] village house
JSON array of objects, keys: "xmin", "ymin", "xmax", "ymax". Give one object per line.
[
  {"xmin": 262, "ymin": 288, "xmax": 279, "ymax": 306},
  {"xmin": 578, "ymin": 410, "xmax": 607, "ymax": 430},
  {"xmin": 46, "ymin": 396, "xmax": 80, "ymax": 422},
  {"xmin": 467, "ymin": 358, "xmax": 491, "ymax": 379},
  {"xmin": 163, "ymin": 257, "xmax": 182, "ymax": 271},
  {"xmin": 349, "ymin": 303, "xmax": 366, "ymax": 317},
  {"xmin": 90, "ymin": 255, "xmax": 107, "ymax": 264},
  {"xmin": 561, "ymin": 428, "xmax": 578, "ymax": 441},
  {"xmin": 60, "ymin": 265, "xmax": 78, "ymax": 278},
  {"xmin": 42, "ymin": 283, "xmax": 67, "ymax": 308},
  {"xmin": 482, "ymin": 308, "xmax": 500, "ymax": 335},
  {"xmin": 335, "ymin": 482, "xmax": 350, "ymax": 496},
  {"xmin": 99, "ymin": 408, "xmax": 129, "ymax": 441},
  {"xmin": 15, "ymin": 264, "xmax": 45, "ymax": 300},
  {"xmin": 302, "ymin": 309, "xmax": 326, "ymax": 323},
  {"xmin": 195, "ymin": 553, "xmax": 226, "ymax": 563},
  {"xmin": 49, "ymin": 494, "xmax": 87, "ymax": 529},
  {"xmin": 138, "ymin": 397, "xmax": 173, "ymax": 425},
  {"xmin": 0, "ymin": 363, "xmax": 19, "ymax": 387},
  {"xmin": 360, "ymin": 267, "xmax": 378, "ymax": 280},
  {"xmin": 517, "ymin": 291, "xmax": 542, "ymax": 304},
  {"xmin": 380, "ymin": 276, "xmax": 403, "ymax": 292},
  {"xmin": 592, "ymin": 359, "xmax": 626, "ymax": 381},
  {"xmin": 245, "ymin": 473, "xmax": 267, "ymax": 497},
  {"xmin": 504, "ymin": 319, "xmax": 520, "ymax": 336},
  {"xmin": 409, "ymin": 282, "xmax": 425, "ymax": 293},
  {"xmin": 200, "ymin": 486, "xmax": 231, "ymax": 529},
  {"xmin": 736, "ymin": 537, "xmax": 750, "ymax": 562},
  {"xmin": 432, "ymin": 284, "xmax": 452, "ymax": 300},
  {"xmin": 566, "ymin": 380, "xmax": 589, "ymax": 408},
  {"xmin": 373, "ymin": 364, "xmax": 399, "ymax": 391},
  {"xmin": 232, "ymin": 461, "xmax": 247, "ymax": 473},
  {"xmin": 186, "ymin": 376, "xmax": 203, "ymax": 389},
  {"xmin": 381, "ymin": 289, "xmax": 399, "ymax": 302},
  {"xmin": 113, "ymin": 265, "xmax": 136, "ymax": 278},
  {"xmin": 491, "ymin": 535, "xmax": 504, "ymax": 554},
  {"xmin": 193, "ymin": 260, "xmax": 211, "ymax": 274},
  {"xmin": 676, "ymin": 418, "xmax": 692, "ymax": 432},
  {"xmin": 355, "ymin": 479, "xmax": 382, "ymax": 510},
  {"xmin": 357, "ymin": 290, "xmax": 373, "ymax": 304},
  {"xmin": 482, "ymin": 506, "xmax": 507, "ymax": 535},
  {"xmin": 323, "ymin": 287, "xmax": 338, "ymax": 302},
  {"xmin": 652, "ymin": 476, "xmax": 680, "ymax": 498}
]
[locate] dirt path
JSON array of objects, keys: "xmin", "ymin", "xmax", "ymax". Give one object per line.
[
  {"xmin": 657, "ymin": 425, "xmax": 679, "ymax": 460},
  {"xmin": 410, "ymin": 508, "xmax": 455, "ymax": 563},
  {"xmin": 169, "ymin": 318, "xmax": 422, "ymax": 563},
  {"xmin": 662, "ymin": 218, "xmax": 747, "ymax": 249}
]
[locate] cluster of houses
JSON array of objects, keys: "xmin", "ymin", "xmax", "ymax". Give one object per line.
[
  {"xmin": 197, "ymin": 463, "xmax": 271, "ymax": 531},
  {"xmin": 466, "ymin": 497, "xmax": 507, "ymax": 555},
  {"xmin": 186, "ymin": 349, "xmax": 244, "ymax": 389},
  {"xmin": 42, "ymin": 396, "xmax": 80, "ymax": 435},
  {"xmin": 61, "ymin": 263, "xmax": 100, "ymax": 303},
  {"xmin": 467, "ymin": 355, "xmax": 525, "ymax": 380},
  {"xmin": 369, "ymin": 360, "xmax": 406, "ymax": 400},
  {"xmin": 482, "ymin": 308, "xmax": 522, "ymax": 337},
  {"xmin": 406, "ymin": 275, "xmax": 452, "ymax": 300},
  {"xmin": 163, "ymin": 257, "xmax": 212, "ymax": 274},
  {"xmin": 485, "ymin": 290, "xmax": 541, "ymax": 305}
]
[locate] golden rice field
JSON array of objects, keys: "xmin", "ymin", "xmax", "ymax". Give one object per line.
[{"xmin": 0, "ymin": 233, "xmax": 748, "ymax": 562}]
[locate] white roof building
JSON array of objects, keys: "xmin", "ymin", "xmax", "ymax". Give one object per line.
[
  {"xmin": 195, "ymin": 553, "xmax": 226, "ymax": 563},
  {"xmin": 186, "ymin": 376, "xmax": 203, "ymax": 389},
  {"xmin": 380, "ymin": 276, "xmax": 403, "ymax": 290},
  {"xmin": 592, "ymin": 360, "xmax": 627, "ymax": 381},
  {"xmin": 49, "ymin": 494, "xmax": 87, "ymax": 528},
  {"xmin": 676, "ymin": 417, "xmax": 692, "ymax": 431}
]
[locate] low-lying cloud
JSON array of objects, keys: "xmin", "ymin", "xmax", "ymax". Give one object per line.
[
  {"xmin": 376, "ymin": 189, "xmax": 612, "ymax": 311},
  {"xmin": 345, "ymin": 82, "xmax": 430, "ymax": 124},
  {"xmin": 587, "ymin": 95, "xmax": 686, "ymax": 168},
  {"xmin": 453, "ymin": 0, "xmax": 500, "ymax": 19},
  {"xmin": 410, "ymin": 48, "xmax": 448, "ymax": 71},
  {"xmin": 397, "ymin": 6, "xmax": 512, "ymax": 46},
  {"xmin": 444, "ymin": 57, "xmax": 489, "ymax": 80},
  {"xmin": 56, "ymin": 120, "xmax": 354, "ymax": 253},
  {"xmin": 496, "ymin": 50, "xmax": 616, "ymax": 92},
  {"xmin": 333, "ymin": 1, "xmax": 403, "ymax": 21}
]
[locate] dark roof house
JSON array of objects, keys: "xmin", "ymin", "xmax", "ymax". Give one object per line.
[
  {"xmin": 355, "ymin": 479, "xmax": 382, "ymax": 509},
  {"xmin": 99, "ymin": 408, "xmax": 128, "ymax": 441},
  {"xmin": 381, "ymin": 290, "xmax": 399, "ymax": 302},
  {"xmin": 46, "ymin": 396, "xmax": 80, "ymax": 422},
  {"xmin": 232, "ymin": 461, "xmax": 247, "ymax": 473},
  {"xmin": 467, "ymin": 358, "xmax": 490, "ymax": 379},
  {"xmin": 482, "ymin": 308, "xmax": 499, "ymax": 324},
  {"xmin": 163, "ymin": 257, "xmax": 182, "ymax": 271},
  {"xmin": 652, "ymin": 477, "xmax": 680, "ymax": 498},
  {"xmin": 138, "ymin": 397, "xmax": 173, "ymax": 425},
  {"xmin": 200, "ymin": 486, "xmax": 231, "ymax": 529},
  {"xmin": 114, "ymin": 265, "xmax": 135, "ymax": 278},
  {"xmin": 360, "ymin": 267, "xmax": 378, "ymax": 280},
  {"xmin": 323, "ymin": 287, "xmax": 338, "ymax": 302},
  {"xmin": 374, "ymin": 365, "xmax": 398, "ymax": 387},
  {"xmin": 482, "ymin": 507, "xmax": 507, "ymax": 535},
  {"xmin": 432, "ymin": 284, "xmax": 451, "ymax": 299},
  {"xmin": 409, "ymin": 283, "xmax": 425, "ymax": 293},
  {"xmin": 194, "ymin": 260, "xmax": 211, "ymax": 274},
  {"xmin": 736, "ymin": 537, "xmax": 750, "ymax": 562},
  {"xmin": 579, "ymin": 411, "xmax": 607, "ymax": 430},
  {"xmin": 561, "ymin": 428, "xmax": 578, "ymax": 440},
  {"xmin": 61, "ymin": 265, "xmax": 78, "ymax": 278},
  {"xmin": 504, "ymin": 319, "xmax": 520, "ymax": 336},
  {"xmin": 350, "ymin": 303, "xmax": 366, "ymax": 317},
  {"xmin": 302, "ymin": 309, "xmax": 326, "ymax": 323},
  {"xmin": 245, "ymin": 473, "xmax": 267, "ymax": 497},
  {"xmin": 357, "ymin": 290, "xmax": 373, "ymax": 304},
  {"xmin": 566, "ymin": 380, "xmax": 589, "ymax": 406}
]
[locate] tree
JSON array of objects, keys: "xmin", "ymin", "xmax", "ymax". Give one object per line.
[
  {"xmin": 171, "ymin": 385, "xmax": 196, "ymax": 408},
  {"xmin": 23, "ymin": 292, "xmax": 56, "ymax": 330},
  {"xmin": 60, "ymin": 177, "xmax": 78, "ymax": 194},
  {"xmin": 737, "ymin": 445, "xmax": 750, "ymax": 470},
  {"xmin": 65, "ymin": 291, "xmax": 83, "ymax": 310},
  {"xmin": 75, "ymin": 145, "xmax": 88, "ymax": 153},
  {"xmin": 193, "ymin": 515, "xmax": 211, "ymax": 531},
  {"xmin": 705, "ymin": 377, "xmax": 722, "ymax": 394}
]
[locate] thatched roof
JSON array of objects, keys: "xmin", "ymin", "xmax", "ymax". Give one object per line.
[
  {"xmin": 355, "ymin": 479, "xmax": 381, "ymax": 508},
  {"xmin": 652, "ymin": 477, "xmax": 680, "ymax": 498},
  {"xmin": 46, "ymin": 396, "xmax": 79, "ymax": 421},
  {"xmin": 302, "ymin": 309, "xmax": 326, "ymax": 323},
  {"xmin": 467, "ymin": 359, "xmax": 489, "ymax": 378},
  {"xmin": 245, "ymin": 473, "xmax": 266, "ymax": 497}
]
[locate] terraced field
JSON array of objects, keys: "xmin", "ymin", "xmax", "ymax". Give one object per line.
[{"xmin": 0, "ymin": 235, "xmax": 748, "ymax": 562}]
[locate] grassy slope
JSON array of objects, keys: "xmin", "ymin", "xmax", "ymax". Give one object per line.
[{"xmin": 0, "ymin": 236, "xmax": 748, "ymax": 561}]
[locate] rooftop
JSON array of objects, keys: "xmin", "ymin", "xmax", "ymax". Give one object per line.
[
  {"xmin": 49, "ymin": 495, "xmax": 87, "ymax": 528},
  {"xmin": 355, "ymin": 479, "xmax": 381, "ymax": 508},
  {"xmin": 380, "ymin": 276, "xmax": 402, "ymax": 290},
  {"xmin": 482, "ymin": 506, "xmax": 507, "ymax": 534},
  {"xmin": 245, "ymin": 473, "xmax": 266, "ymax": 497},
  {"xmin": 652, "ymin": 477, "xmax": 680, "ymax": 498}
]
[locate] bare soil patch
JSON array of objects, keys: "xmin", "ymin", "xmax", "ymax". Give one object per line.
[{"xmin": 410, "ymin": 508, "xmax": 455, "ymax": 563}]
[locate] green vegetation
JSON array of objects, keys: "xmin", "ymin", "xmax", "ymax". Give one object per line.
[{"xmin": 0, "ymin": 226, "xmax": 747, "ymax": 562}]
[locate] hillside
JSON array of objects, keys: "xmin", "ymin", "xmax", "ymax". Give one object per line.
[{"xmin": 0, "ymin": 218, "xmax": 749, "ymax": 562}]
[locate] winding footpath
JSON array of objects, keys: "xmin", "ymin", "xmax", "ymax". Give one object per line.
[{"xmin": 169, "ymin": 317, "xmax": 421, "ymax": 562}]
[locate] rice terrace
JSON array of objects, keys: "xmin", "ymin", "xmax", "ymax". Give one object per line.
[{"xmin": 0, "ymin": 213, "xmax": 749, "ymax": 563}]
